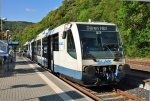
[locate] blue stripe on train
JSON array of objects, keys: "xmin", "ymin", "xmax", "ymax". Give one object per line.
[
  {"xmin": 54, "ymin": 64, "xmax": 82, "ymax": 80},
  {"xmin": 36, "ymin": 56, "xmax": 82, "ymax": 79},
  {"xmin": 37, "ymin": 57, "xmax": 48, "ymax": 67},
  {"xmin": 37, "ymin": 57, "xmax": 42, "ymax": 64}
]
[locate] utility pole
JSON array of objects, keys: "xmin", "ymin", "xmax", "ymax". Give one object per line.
[
  {"xmin": 6, "ymin": 30, "xmax": 10, "ymax": 71},
  {"xmin": 0, "ymin": 18, "xmax": 7, "ymax": 40},
  {"xmin": 0, "ymin": 18, "xmax": 3, "ymax": 40},
  {"xmin": 0, "ymin": 0, "xmax": 3, "ymax": 39}
]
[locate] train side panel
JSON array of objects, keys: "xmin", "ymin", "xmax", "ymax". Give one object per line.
[{"xmin": 53, "ymin": 24, "xmax": 83, "ymax": 80}]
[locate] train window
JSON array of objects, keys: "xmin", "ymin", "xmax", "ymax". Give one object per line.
[
  {"xmin": 62, "ymin": 31, "xmax": 67, "ymax": 39},
  {"xmin": 67, "ymin": 30, "xmax": 77, "ymax": 59},
  {"xmin": 53, "ymin": 34, "xmax": 59, "ymax": 51}
]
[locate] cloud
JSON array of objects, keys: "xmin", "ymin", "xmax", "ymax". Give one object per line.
[{"xmin": 25, "ymin": 8, "xmax": 36, "ymax": 12}]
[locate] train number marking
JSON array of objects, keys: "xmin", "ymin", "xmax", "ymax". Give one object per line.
[{"xmin": 97, "ymin": 60, "xmax": 111, "ymax": 65}]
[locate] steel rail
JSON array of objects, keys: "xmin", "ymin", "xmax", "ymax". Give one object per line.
[{"xmin": 59, "ymin": 75, "xmax": 103, "ymax": 101}]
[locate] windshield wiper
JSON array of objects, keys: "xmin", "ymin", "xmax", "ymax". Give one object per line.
[
  {"xmin": 114, "ymin": 52, "xmax": 120, "ymax": 61},
  {"xmin": 83, "ymin": 50, "xmax": 97, "ymax": 62},
  {"xmin": 103, "ymin": 44, "xmax": 114, "ymax": 56},
  {"xmin": 87, "ymin": 52, "xmax": 97, "ymax": 62},
  {"xmin": 103, "ymin": 44, "xmax": 120, "ymax": 61}
]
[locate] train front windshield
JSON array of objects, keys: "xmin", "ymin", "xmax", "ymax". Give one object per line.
[{"xmin": 77, "ymin": 24, "xmax": 123, "ymax": 59}]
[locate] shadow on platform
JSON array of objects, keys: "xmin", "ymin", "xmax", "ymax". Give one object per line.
[
  {"xmin": 15, "ymin": 60, "xmax": 35, "ymax": 65},
  {"xmin": 0, "ymin": 57, "xmax": 46, "ymax": 78},
  {"xmin": 1, "ymin": 84, "xmax": 47, "ymax": 91},
  {"xmin": 11, "ymin": 84, "xmax": 47, "ymax": 88},
  {"xmin": 23, "ymin": 90, "xmax": 84, "ymax": 101}
]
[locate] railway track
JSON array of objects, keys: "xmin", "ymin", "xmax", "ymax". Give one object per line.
[
  {"xmin": 59, "ymin": 75, "xmax": 144, "ymax": 101},
  {"xmin": 36, "ymin": 61, "xmax": 147, "ymax": 101}
]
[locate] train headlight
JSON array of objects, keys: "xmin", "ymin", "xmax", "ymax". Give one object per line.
[
  {"xmin": 84, "ymin": 66, "xmax": 96, "ymax": 76},
  {"xmin": 118, "ymin": 65, "xmax": 123, "ymax": 71}
]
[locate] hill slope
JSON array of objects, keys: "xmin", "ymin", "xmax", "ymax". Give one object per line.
[
  {"xmin": 14, "ymin": 0, "xmax": 150, "ymax": 57},
  {"xmin": 1, "ymin": 21, "xmax": 33, "ymax": 39}
]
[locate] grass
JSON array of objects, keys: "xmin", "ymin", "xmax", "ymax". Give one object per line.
[{"xmin": 125, "ymin": 57, "xmax": 150, "ymax": 63}]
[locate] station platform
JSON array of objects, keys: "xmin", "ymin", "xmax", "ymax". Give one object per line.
[{"xmin": 0, "ymin": 57, "xmax": 93, "ymax": 101}]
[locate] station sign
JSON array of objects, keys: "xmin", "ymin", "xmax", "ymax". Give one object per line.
[{"xmin": 9, "ymin": 41, "xmax": 19, "ymax": 46}]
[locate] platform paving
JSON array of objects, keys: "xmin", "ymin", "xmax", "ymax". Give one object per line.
[{"xmin": 0, "ymin": 57, "xmax": 93, "ymax": 101}]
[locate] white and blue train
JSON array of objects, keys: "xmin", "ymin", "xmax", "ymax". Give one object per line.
[{"xmin": 24, "ymin": 22, "xmax": 129, "ymax": 86}]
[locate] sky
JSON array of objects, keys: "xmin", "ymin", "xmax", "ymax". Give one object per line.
[{"xmin": 0, "ymin": 0, "xmax": 63, "ymax": 23}]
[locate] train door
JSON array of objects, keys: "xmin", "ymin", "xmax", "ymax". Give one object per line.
[
  {"xmin": 47, "ymin": 36, "xmax": 52, "ymax": 70},
  {"xmin": 42, "ymin": 37, "xmax": 48, "ymax": 67},
  {"xmin": 51, "ymin": 34, "xmax": 59, "ymax": 72},
  {"xmin": 51, "ymin": 36, "xmax": 54, "ymax": 72},
  {"xmin": 47, "ymin": 35, "xmax": 54, "ymax": 71},
  {"xmin": 31, "ymin": 42, "xmax": 34, "ymax": 61},
  {"xmin": 33, "ymin": 41, "xmax": 37, "ymax": 62}
]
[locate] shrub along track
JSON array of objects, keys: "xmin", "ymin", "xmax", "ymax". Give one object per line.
[{"xmin": 126, "ymin": 60, "xmax": 150, "ymax": 72}]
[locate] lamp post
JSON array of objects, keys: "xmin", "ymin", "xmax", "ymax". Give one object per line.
[
  {"xmin": 6, "ymin": 30, "xmax": 10, "ymax": 71},
  {"xmin": 0, "ymin": 18, "xmax": 7, "ymax": 40}
]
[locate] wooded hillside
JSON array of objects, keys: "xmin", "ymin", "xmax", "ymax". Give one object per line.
[
  {"xmin": 12, "ymin": 0, "xmax": 150, "ymax": 57},
  {"xmin": 1, "ymin": 21, "xmax": 33, "ymax": 37}
]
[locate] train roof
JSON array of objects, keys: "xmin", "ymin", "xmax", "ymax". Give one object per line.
[
  {"xmin": 30, "ymin": 39, "xmax": 35, "ymax": 43},
  {"xmin": 35, "ymin": 28, "xmax": 49, "ymax": 41},
  {"xmin": 47, "ymin": 23, "xmax": 71, "ymax": 36},
  {"xmin": 72, "ymin": 22, "xmax": 116, "ymax": 25},
  {"xmin": 28, "ymin": 22, "xmax": 116, "ymax": 43},
  {"xmin": 24, "ymin": 41, "xmax": 29, "ymax": 46},
  {"xmin": 47, "ymin": 22, "xmax": 116, "ymax": 36}
]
